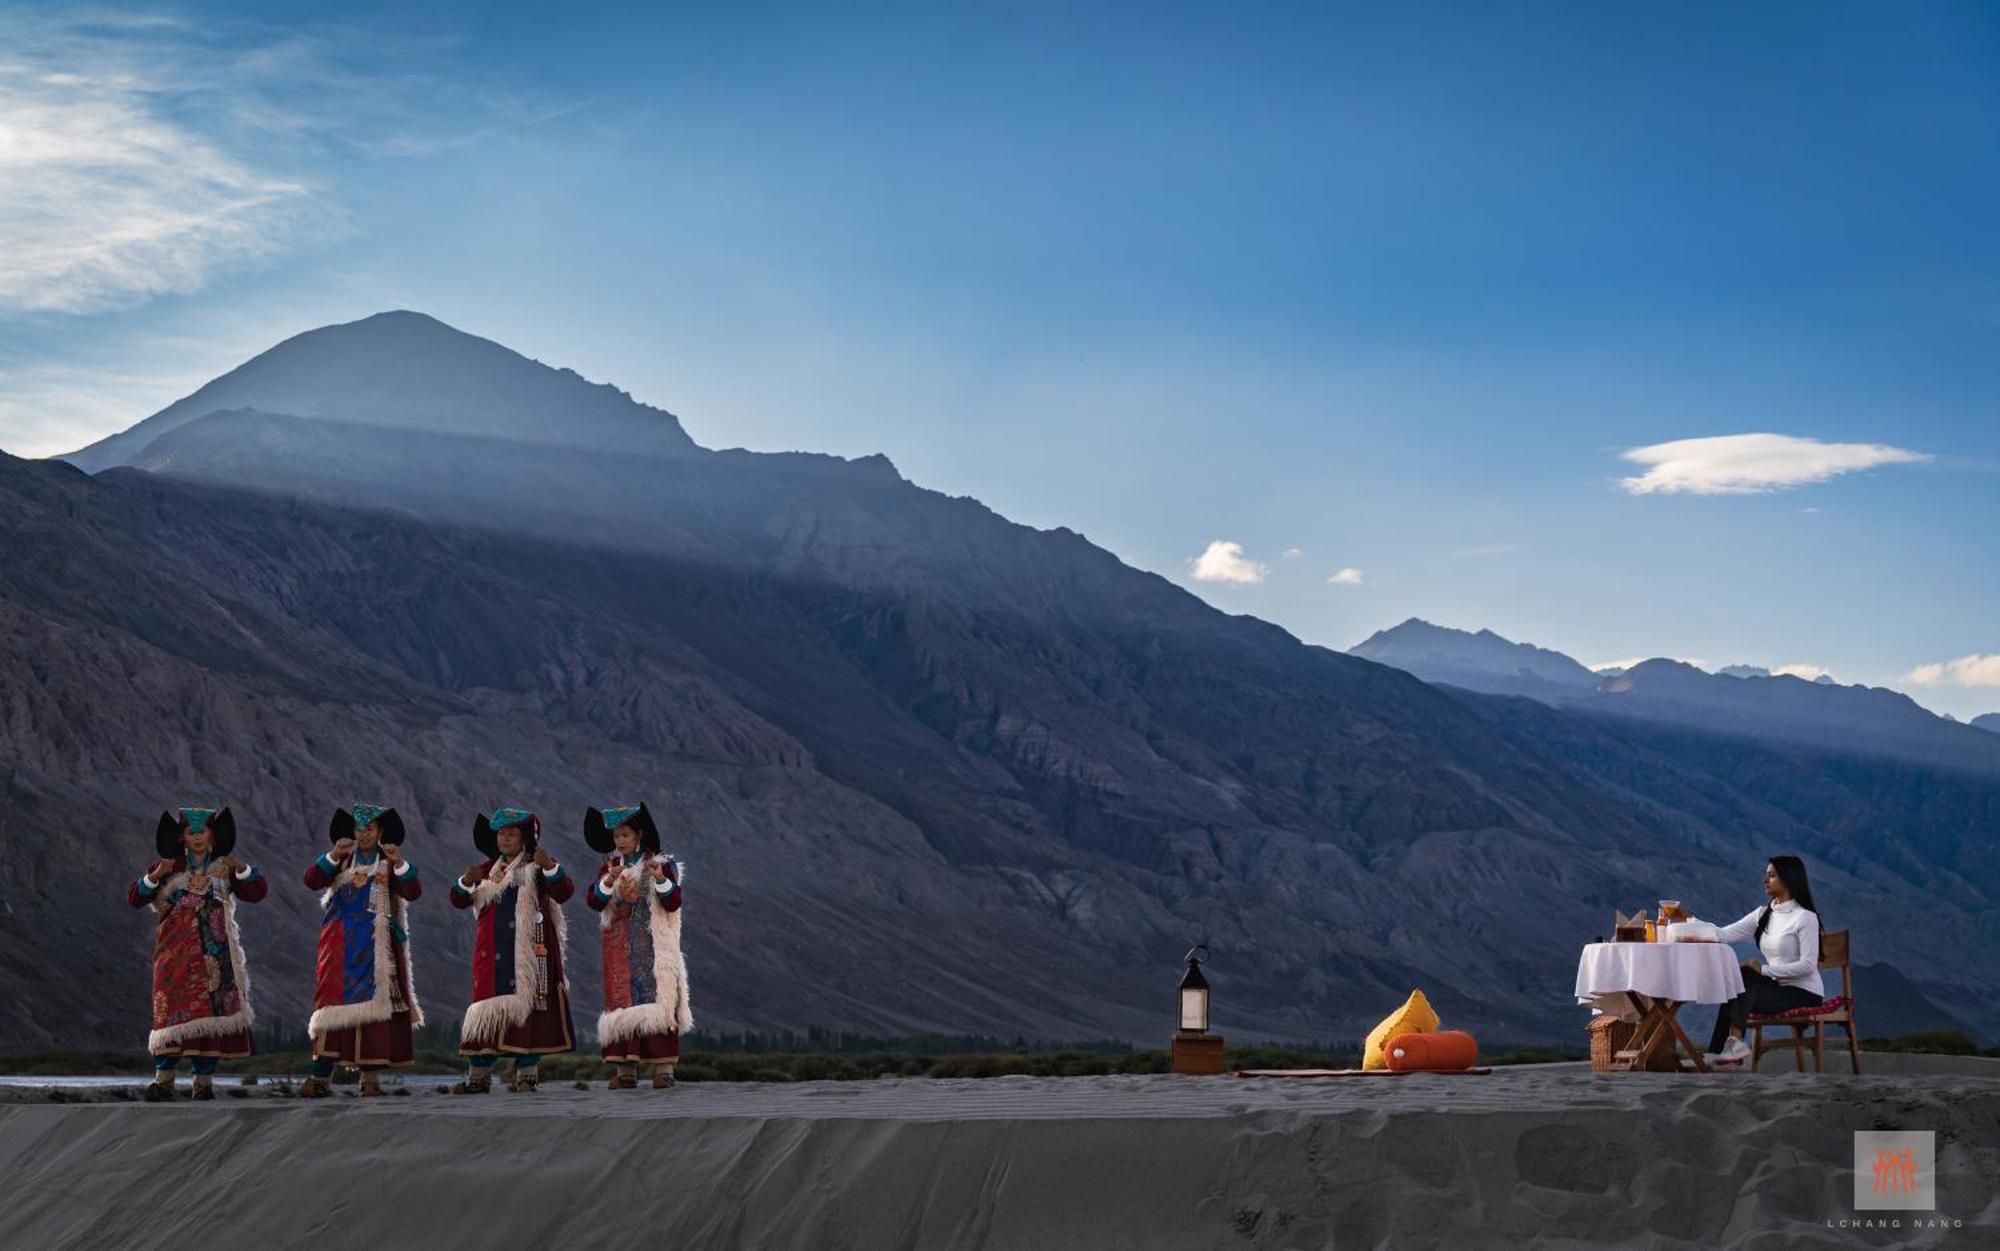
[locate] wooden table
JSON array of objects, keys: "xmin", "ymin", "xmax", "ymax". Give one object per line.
[{"xmin": 1575, "ymin": 941, "xmax": 1746, "ymax": 1074}]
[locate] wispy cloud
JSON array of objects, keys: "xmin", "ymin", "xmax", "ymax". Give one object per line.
[
  {"xmin": 1618, "ymin": 433, "xmax": 1928, "ymax": 496},
  {"xmin": 0, "ymin": 15, "xmax": 318, "ymax": 315},
  {"xmin": 1189, "ymin": 540, "xmax": 1267, "ymax": 584},
  {"xmin": 0, "ymin": 11, "xmax": 582, "ymax": 318},
  {"xmin": 1904, "ymin": 654, "xmax": 2000, "ymax": 687},
  {"xmin": 1280, "ymin": 547, "xmax": 1302, "ymax": 559},
  {"xmin": 1327, "ymin": 566, "xmax": 1363, "ymax": 586}
]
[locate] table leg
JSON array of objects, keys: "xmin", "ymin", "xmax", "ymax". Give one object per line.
[
  {"xmin": 1657, "ymin": 1001, "xmax": 1710, "ymax": 1073},
  {"xmin": 1611, "ymin": 993, "xmax": 1665, "ymax": 1072}
]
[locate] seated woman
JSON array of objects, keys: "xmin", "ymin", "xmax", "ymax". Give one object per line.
[{"xmin": 1705, "ymin": 854, "xmax": 1825, "ymax": 1065}]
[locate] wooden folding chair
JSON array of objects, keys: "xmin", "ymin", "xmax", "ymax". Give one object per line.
[{"xmin": 1750, "ymin": 929, "xmax": 1860, "ymax": 1074}]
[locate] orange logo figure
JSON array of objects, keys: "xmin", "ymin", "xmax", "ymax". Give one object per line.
[{"xmin": 1871, "ymin": 1147, "xmax": 1919, "ymax": 1196}]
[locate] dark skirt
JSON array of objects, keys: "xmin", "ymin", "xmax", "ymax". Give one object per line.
[
  {"xmin": 154, "ymin": 1030, "xmax": 254, "ymax": 1060},
  {"xmin": 314, "ymin": 1011, "xmax": 416, "ymax": 1068},
  {"xmin": 604, "ymin": 1029, "xmax": 680, "ymax": 1063},
  {"xmin": 460, "ymin": 994, "xmax": 575, "ymax": 1057}
]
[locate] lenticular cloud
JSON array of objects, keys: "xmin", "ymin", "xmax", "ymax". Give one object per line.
[{"xmin": 1618, "ymin": 433, "xmax": 1927, "ymax": 496}]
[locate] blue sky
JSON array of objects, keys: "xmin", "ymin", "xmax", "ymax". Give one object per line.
[{"xmin": 2, "ymin": 2, "xmax": 1997, "ymax": 716}]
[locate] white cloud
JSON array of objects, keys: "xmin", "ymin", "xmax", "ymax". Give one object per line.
[
  {"xmin": 0, "ymin": 19, "xmax": 315, "ymax": 315},
  {"xmin": 1327, "ymin": 567, "xmax": 1364, "ymax": 586},
  {"xmin": 1281, "ymin": 547, "xmax": 1302, "ymax": 559},
  {"xmin": 1590, "ymin": 656, "xmax": 1710, "ymax": 672},
  {"xmin": 1189, "ymin": 540, "xmax": 1268, "ymax": 584},
  {"xmin": 1771, "ymin": 663, "xmax": 1832, "ymax": 682},
  {"xmin": 1618, "ymin": 433, "xmax": 1928, "ymax": 496},
  {"xmin": 0, "ymin": 14, "xmax": 579, "ymax": 319},
  {"xmin": 1904, "ymin": 655, "xmax": 2000, "ymax": 687}
]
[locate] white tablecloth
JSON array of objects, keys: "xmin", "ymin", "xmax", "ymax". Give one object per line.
[{"xmin": 1574, "ymin": 942, "xmax": 1746, "ymax": 1021}]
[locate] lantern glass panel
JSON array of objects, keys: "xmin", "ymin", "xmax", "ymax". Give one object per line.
[{"xmin": 1179, "ymin": 986, "xmax": 1209, "ymax": 1031}]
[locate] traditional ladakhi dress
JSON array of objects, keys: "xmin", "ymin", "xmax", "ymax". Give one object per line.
[
  {"xmin": 127, "ymin": 827, "xmax": 267, "ymax": 1061},
  {"xmin": 451, "ymin": 852, "xmax": 576, "ymax": 1058},
  {"xmin": 589, "ymin": 851, "xmax": 693, "ymax": 1065},
  {"xmin": 305, "ymin": 846, "xmax": 423, "ymax": 1067}
]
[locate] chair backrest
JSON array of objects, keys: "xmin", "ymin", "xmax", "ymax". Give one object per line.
[{"xmin": 1819, "ymin": 929, "xmax": 1851, "ymax": 1001}]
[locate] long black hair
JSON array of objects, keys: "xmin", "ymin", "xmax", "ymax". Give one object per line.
[{"xmin": 1756, "ymin": 854, "xmax": 1818, "ymax": 940}]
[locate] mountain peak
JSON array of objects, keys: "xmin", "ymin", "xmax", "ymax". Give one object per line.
[
  {"xmin": 62, "ymin": 311, "xmax": 698, "ymax": 472},
  {"xmin": 1349, "ymin": 618, "xmax": 1599, "ymax": 694}
]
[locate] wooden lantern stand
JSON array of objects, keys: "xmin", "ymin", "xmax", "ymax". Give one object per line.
[{"xmin": 1171, "ymin": 1029, "xmax": 1226, "ymax": 1075}]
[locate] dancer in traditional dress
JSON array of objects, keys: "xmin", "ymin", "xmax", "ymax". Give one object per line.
[
  {"xmin": 126, "ymin": 807, "xmax": 267, "ymax": 1101},
  {"xmin": 584, "ymin": 803, "xmax": 692, "ymax": 1089},
  {"xmin": 300, "ymin": 803, "xmax": 423, "ymax": 1097},
  {"xmin": 449, "ymin": 807, "xmax": 575, "ymax": 1092}
]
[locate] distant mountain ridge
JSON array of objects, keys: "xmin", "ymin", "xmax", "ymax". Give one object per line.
[
  {"xmin": 1349, "ymin": 618, "xmax": 1599, "ymax": 698},
  {"xmin": 1349, "ymin": 619, "xmax": 1999, "ymax": 774},
  {"xmin": 6, "ymin": 311, "xmax": 1993, "ymax": 1049}
]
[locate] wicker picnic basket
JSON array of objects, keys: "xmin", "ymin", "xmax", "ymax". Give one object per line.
[{"xmin": 1587, "ymin": 1015, "xmax": 1678, "ymax": 1072}]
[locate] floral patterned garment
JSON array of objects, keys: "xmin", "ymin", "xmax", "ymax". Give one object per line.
[
  {"xmin": 601, "ymin": 893, "xmax": 655, "ymax": 1012},
  {"xmin": 152, "ymin": 884, "xmax": 243, "ymax": 1030}
]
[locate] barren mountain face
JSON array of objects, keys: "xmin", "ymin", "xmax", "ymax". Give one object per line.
[{"xmin": 5, "ymin": 314, "xmax": 1990, "ymax": 1050}]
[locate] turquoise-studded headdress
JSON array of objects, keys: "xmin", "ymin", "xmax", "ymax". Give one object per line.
[
  {"xmin": 473, "ymin": 806, "xmax": 539, "ymax": 857},
  {"xmin": 154, "ymin": 806, "xmax": 237, "ymax": 857},
  {"xmin": 584, "ymin": 802, "xmax": 658, "ymax": 854},
  {"xmin": 330, "ymin": 803, "xmax": 406, "ymax": 846}
]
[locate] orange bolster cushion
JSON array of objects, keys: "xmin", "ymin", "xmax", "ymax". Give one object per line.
[{"xmin": 1384, "ymin": 1030, "xmax": 1479, "ymax": 1072}]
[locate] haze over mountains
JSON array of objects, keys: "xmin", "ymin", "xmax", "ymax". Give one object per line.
[
  {"xmin": 4, "ymin": 312, "xmax": 1992, "ymax": 1050},
  {"xmin": 1351, "ymin": 618, "xmax": 2000, "ymax": 775}
]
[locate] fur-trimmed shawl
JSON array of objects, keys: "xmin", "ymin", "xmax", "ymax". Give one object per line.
[
  {"xmin": 460, "ymin": 856, "xmax": 568, "ymax": 1046},
  {"xmin": 307, "ymin": 866, "xmax": 423, "ymax": 1036},
  {"xmin": 147, "ymin": 869, "xmax": 256, "ymax": 1053},
  {"xmin": 597, "ymin": 857, "xmax": 693, "ymax": 1042}
]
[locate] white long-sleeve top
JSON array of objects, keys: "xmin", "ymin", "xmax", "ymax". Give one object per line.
[{"xmin": 1713, "ymin": 898, "xmax": 1824, "ymax": 998}]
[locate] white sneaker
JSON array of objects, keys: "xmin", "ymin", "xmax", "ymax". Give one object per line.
[{"xmin": 1713, "ymin": 1037, "xmax": 1751, "ymax": 1066}]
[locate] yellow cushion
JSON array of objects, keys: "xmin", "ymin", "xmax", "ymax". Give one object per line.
[{"xmin": 1363, "ymin": 989, "xmax": 1440, "ymax": 1070}]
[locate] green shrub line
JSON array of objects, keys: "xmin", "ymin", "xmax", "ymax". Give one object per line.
[{"xmin": 5, "ymin": 1031, "xmax": 1987, "ymax": 1082}]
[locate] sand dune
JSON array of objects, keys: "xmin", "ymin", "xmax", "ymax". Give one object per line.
[{"xmin": 3, "ymin": 1068, "xmax": 1996, "ymax": 1248}]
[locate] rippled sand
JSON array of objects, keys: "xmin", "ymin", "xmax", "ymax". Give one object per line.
[{"xmin": 4, "ymin": 1065, "xmax": 1996, "ymax": 1248}]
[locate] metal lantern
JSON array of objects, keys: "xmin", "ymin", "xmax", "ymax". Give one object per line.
[
  {"xmin": 1177, "ymin": 945, "xmax": 1211, "ymax": 1033},
  {"xmin": 1171, "ymin": 944, "xmax": 1224, "ymax": 1074}
]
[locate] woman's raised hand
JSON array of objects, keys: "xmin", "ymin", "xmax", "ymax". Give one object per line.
[
  {"xmin": 331, "ymin": 837, "xmax": 356, "ymax": 860},
  {"xmin": 148, "ymin": 858, "xmax": 175, "ymax": 881},
  {"xmin": 532, "ymin": 848, "xmax": 556, "ymax": 872},
  {"xmin": 381, "ymin": 843, "xmax": 403, "ymax": 864}
]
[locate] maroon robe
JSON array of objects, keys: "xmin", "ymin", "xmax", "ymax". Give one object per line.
[{"xmin": 450, "ymin": 857, "xmax": 576, "ymax": 1056}]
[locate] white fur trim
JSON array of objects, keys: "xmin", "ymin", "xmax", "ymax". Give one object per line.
[
  {"xmin": 307, "ymin": 867, "xmax": 425, "ymax": 1037},
  {"xmin": 459, "ymin": 857, "xmax": 566, "ymax": 1047},
  {"xmin": 147, "ymin": 871, "xmax": 256, "ymax": 1054},
  {"xmin": 596, "ymin": 857, "xmax": 692, "ymax": 1042}
]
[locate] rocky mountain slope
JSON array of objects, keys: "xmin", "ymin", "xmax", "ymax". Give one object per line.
[{"xmin": 5, "ymin": 313, "xmax": 1993, "ymax": 1050}]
